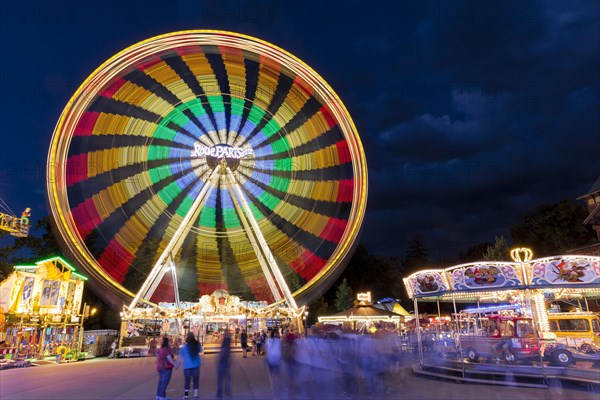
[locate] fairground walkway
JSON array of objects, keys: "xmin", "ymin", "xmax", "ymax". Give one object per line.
[{"xmin": 0, "ymin": 351, "xmax": 596, "ymax": 399}]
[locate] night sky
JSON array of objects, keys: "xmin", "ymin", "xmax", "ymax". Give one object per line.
[{"xmin": 0, "ymin": 0, "xmax": 598, "ymax": 261}]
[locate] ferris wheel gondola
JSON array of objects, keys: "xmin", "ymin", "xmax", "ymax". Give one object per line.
[{"xmin": 47, "ymin": 31, "xmax": 367, "ymax": 308}]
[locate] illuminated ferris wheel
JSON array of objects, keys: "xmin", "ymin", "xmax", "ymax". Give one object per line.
[{"xmin": 47, "ymin": 31, "xmax": 367, "ymax": 309}]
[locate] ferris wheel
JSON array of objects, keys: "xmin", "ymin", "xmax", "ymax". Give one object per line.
[{"xmin": 47, "ymin": 31, "xmax": 367, "ymax": 309}]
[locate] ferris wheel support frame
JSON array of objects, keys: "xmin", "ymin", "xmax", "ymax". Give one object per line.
[
  {"xmin": 225, "ymin": 170, "xmax": 282, "ymax": 303},
  {"xmin": 128, "ymin": 159, "xmax": 299, "ymax": 310},
  {"xmin": 225, "ymin": 165, "xmax": 298, "ymax": 309},
  {"xmin": 128, "ymin": 166, "xmax": 221, "ymax": 309}
]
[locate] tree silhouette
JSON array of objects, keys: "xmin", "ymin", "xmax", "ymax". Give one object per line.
[
  {"xmin": 510, "ymin": 200, "xmax": 595, "ymax": 256},
  {"xmin": 483, "ymin": 236, "xmax": 511, "ymax": 261},
  {"xmin": 334, "ymin": 278, "xmax": 354, "ymax": 311},
  {"xmin": 307, "ymin": 296, "xmax": 329, "ymax": 325},
  {"xmin": 402, "ymin": 235, "xmax": 430, "ymax": 274}
]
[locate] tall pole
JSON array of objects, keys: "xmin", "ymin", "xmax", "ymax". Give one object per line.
[{"xmin": 414, "ymin": 297, "xmax": 423, "ymax": 363}]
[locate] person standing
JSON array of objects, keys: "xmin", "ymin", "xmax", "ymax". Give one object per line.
[
  {"xmin": 216, "ymin": 330, "xmax": 232, "ymax": 398},
  {"xmin": 257, "ymin": 330, "xmax": 267, "ymax": 355},
  {"xmin": 156, "ymin": 337, "xmax": 179, "ymax": 400},
  {"xmin": 108, "ymin": 339, "xmax": 117, "ymax": 358},
  {"xmin": 240, "ymin": 328, "xmax": 248, "ymax": 358},
  {"xmin": 20, "ymin": 207, "xmax": 31, "ymax": 226},
  {"xmin": 178, "ymin": 332, "xmax": 202, "ymax": 400}
]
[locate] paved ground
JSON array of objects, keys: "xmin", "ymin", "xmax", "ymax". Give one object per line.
[{"xmin": 0, "ymin": 352, "xmax": 597, "ymax": 400}]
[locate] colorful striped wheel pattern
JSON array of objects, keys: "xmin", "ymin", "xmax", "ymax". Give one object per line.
[{"xmin": 47, "ymin": 31, "xmax": 367, "ymax": 306}]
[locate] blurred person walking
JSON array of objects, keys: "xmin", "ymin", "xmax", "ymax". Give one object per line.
[
  {"xmin": 178, "ymin": 332, "xmax": 202, "ymax": 400},
  {"xmin": 216, "ymin": 330, "xmax": 232, "ymax": 398},
  {"xmin": 282, "ymin": 329, "xmax": 298, "ymax": 398},
  {"xmin": 156, "ymin": 337, "xmax": 179, "ymax": 400},
  {"xmin": 337, "ymin": 334, "xmax": 358, "ymax": 398},
  {"xmin": 265, "ymin": 330, "xmax": 282, "ymax": 399}
]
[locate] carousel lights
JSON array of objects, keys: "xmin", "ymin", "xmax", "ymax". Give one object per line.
[
  {"xmin": 510, "ymin": 247, "xmax": 533, "ymax": 263},
  {"xmin": 531, "ymin": 254, "xmax": 600, "ymax": 263},
  {"xmin": 403, "ymin": 278, "xmax": 414, "ymax": 298},
  {"xmin": 439, "ymin": 290, "xmax": 503, "ymax": 300},
  {"xmin": 405, "ymin": 269, "xmax": 445, "ymax": 279},
  {"xmin": 462, "ymin": 303, "xmax": 521, "ymax": 314},
  {"xmin": 444, "ymin": 261, "xmax": 517, "ymax": 272},
  {"xmin": 533, "ymin": 292, "xmax": 550, "ymax": 332}
]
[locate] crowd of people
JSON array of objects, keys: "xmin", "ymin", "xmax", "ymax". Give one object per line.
[
  {"xmin": 153, "ymin": 328, "xmax": 407, "ymax": 400},
  {"xmin": 262, "ymin": 330, "xmax": 405, "ymax": 400}
]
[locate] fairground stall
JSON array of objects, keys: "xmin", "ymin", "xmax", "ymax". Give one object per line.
[
  {"xmin": 118, "ymin": 289, "xmax": 307, "ymax": 355},
  {"xmin": 0, "ymin": 256, "xmax": 88, "ymax": 362},
  {"xmin": 403, "ymin": 249, "xmax": 600, "ymax": 388},
  {"xmin": 318, "ymin": 292, "xmax": 404, "ymax": 335}
]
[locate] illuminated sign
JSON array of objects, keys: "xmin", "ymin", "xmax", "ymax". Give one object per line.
[
  {"xmin": 357, "ymin": 292, "xmax": 371, "ymax": 302},
  {"xmin": 191, "ymin": 143, "xmax": 253, "ymax": 159}
]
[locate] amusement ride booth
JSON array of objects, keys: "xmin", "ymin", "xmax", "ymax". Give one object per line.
[
  {"xmin": 0, "ymin": 256, "xmax": 89, "ymax": 364},
  {"xmin": 404, "ymin": 248, "xmax": 600, "ymax": 388},
  {"xmin": 318, "ymin": 292, "xmax": 404, "ymax": 334},
  {"xmin": 46, "ymin": 31, "xmax": 368, "ymax": 348}
]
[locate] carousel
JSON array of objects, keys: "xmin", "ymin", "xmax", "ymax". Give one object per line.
[
  {"xmin": 119, "ymin": 289, "xmax": 307, "ymax": 353},
  {"xmin": 403, "ymin": 248, "xmax": 600, "ymax": 388}
]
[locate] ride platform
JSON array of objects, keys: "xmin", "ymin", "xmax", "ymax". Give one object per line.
[{"xmin": 413, "ymin": 358, "xmax": 599, "ymax": 391}]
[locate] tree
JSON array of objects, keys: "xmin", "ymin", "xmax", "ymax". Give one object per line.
[
  {"xmin": 510, "ymin": 200, "xmax": 595, "ymax": 256},
  {"xmin": 334, "ymin": 278, "xmax": 354, "ymax": 311},
  {"xmin": 307, "ymin": 296, "xmax": 329, "ymax": 325},
  {"xmin": 458, "ymin": 242, "xmax": 493, "ymax": 263},
  {"xmin": 483, "ymin": 236, "xmax": 510, "ymax": 261},
  {"xmin": 402, "ymin": 235, "xmax": 430, "ymax": 273},
  {"xmin": 12, "ymin": 216, "xmax": 62, "ymax": 263},
  {"xmin": 324, "ymin": 245, "xmax": 404, "ymax": 308},
  {"xmin": 0, "ymin": 232, "xmax": 13, "ymax": 281}
]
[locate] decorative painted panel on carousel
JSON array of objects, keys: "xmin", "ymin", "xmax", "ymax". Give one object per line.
[
  {"xmin": 529, "ymin": 257, "xmax": 600, "ymax": 286},
  {"xmin": 449, "ymin": 263, "xmax": 523, "ymax": 290},
  {"xmin": 407, "ymin": 271, "xmax": 448, "ymax": 297}
]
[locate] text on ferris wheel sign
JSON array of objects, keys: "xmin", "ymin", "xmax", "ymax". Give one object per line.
[{"xmin": 191, "ymin": 143, "xmax": 254, "ymax": 159}]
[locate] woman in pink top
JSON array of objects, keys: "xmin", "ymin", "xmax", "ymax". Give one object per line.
[{"xmin": 155, "ymin": 337, "xmax": 179, "ymax": 400}]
